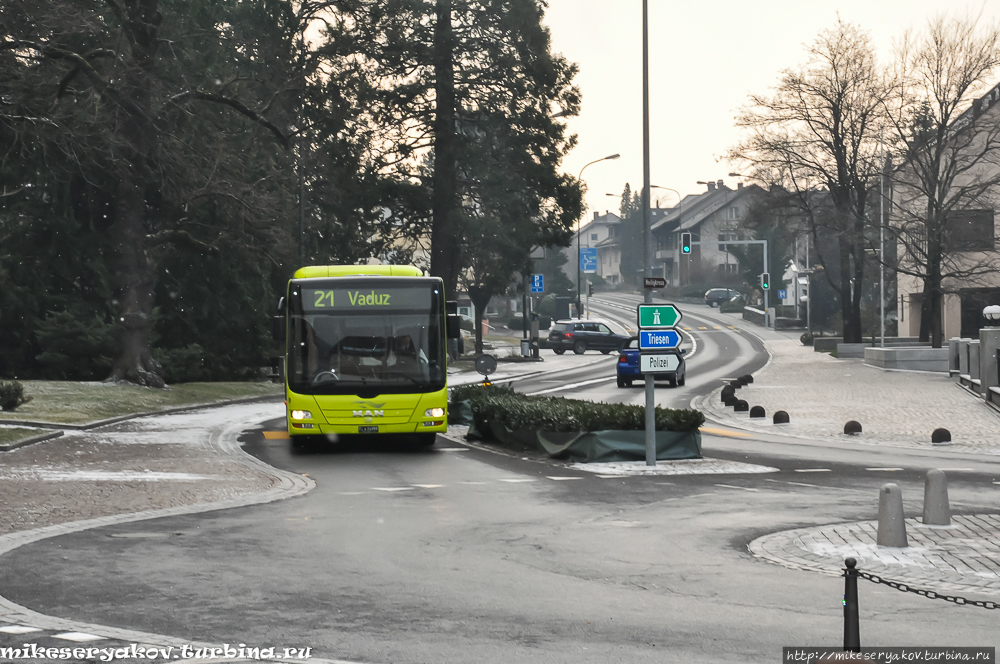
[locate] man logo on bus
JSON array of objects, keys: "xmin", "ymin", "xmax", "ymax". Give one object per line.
[{"xmin": 353, "ymin": 410, "xmax": 384, "ymax": 417}]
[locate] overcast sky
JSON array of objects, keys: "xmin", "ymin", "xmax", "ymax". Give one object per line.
[{"xmin": 543, "ymin": 0, "xmax": 1000, "ymax": 223}]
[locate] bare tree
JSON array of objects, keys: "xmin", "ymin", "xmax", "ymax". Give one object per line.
[
  {"xmin": 884, "ymin": 12, "xmax": 1000, "ymax": 347},
  {"xmin": 730, "ymin": 20, "xmax": 890, "ymax": 343}
]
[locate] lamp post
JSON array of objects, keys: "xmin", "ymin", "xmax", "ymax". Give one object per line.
[{"xmin": 577, "ymin": 153, "xmax": 620, "ymax": 316}]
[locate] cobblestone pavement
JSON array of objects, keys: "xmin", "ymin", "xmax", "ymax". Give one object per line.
[
  {"xmin": 692, "ymin": 335, "xmax": 1000, "ymax": 454},
  {"xmin": 749, "ymin": 514, "xmax": 1000, "ymax": 602}
]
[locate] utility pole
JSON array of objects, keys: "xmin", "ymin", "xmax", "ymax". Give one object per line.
[{"xmin": 642, "ymin": 0, "xmax": 655, "ymax": 466}]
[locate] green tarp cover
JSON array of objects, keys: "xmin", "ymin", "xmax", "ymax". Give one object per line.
[{"xmin": 466, "ymin": 418, "xmax": 701, "ymax": 463}]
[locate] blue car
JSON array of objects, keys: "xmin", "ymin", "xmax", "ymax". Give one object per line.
[{"xmin": 616, "ymin": 337, "xmax": 687, "ymax": 388}]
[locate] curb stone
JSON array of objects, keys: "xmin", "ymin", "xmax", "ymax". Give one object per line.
[{"xmin": 0, "ymin": 430, "xmax": 63, "ymax": 453}]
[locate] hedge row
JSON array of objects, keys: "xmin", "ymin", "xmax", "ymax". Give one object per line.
[{"xmin": 450, "ymin": 384, "xmax": 704, "ymax": 433}]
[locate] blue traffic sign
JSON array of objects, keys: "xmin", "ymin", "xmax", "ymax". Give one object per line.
[
  {"xmin": 778, "ymin": 289, "xmax": 787, "ymax": 299},
  {"xmin": 580, "ymin": 247, "xmax": 598, "ymax": 273},
  {"xmin": 530, "ymin": 274, "xmax": 544, "ymax": 293},
  {"xmin": 639, "ymin": 329, "xmax": 681, "ymax": 350}
]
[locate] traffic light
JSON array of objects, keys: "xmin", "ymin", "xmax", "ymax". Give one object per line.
[
  {"xmin": 587, "ymin": 281, "xmax": 594, "ymax": 296},
  {"xmin": 680, "ymin": 232, "xmax": 692, "ymax": 255},
  {"xmin": 760, "ymin": 272, "xmax": 770, "ymax": 290}
]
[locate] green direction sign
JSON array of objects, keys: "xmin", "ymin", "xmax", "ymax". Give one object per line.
[{"xmin": 636, "ymin": 303, "xmax": 682, "ymax": 329}]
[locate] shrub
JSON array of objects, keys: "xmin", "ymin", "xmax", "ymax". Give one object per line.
[
  {"xmin": 34, "ymin": 310, "xmax": 114, "ymax": 380},
  {"xmin": 800, "ymin": 332, "xmax": 814, "ymax": 346},
  {"xmin": 155, "ymin": 344, "xmax": 211, "ymax": 383},
  {"xmin": 450, "ymin": 384, "xmax": 704, "ymax": 432},
  {"xmin": 0, "ymin": 380, "xmax": 32, "ymax": 411},
  {"xmin": 719, "ymin": 299, "xmax": 744, "ymax": 313}
]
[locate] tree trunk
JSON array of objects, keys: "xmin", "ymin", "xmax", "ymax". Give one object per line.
[
  {"xmin": 108, "ymin": 175, "xmax": 164, "ymax": 387},
  {"xmin": 106, "ymin": 0, "xmax": 165, "ymax": 387},
  {"xmin": 429, "ymin": 0, "xmax": 461, "ymax": 295},
  {"xmin": 838, "ymin": 238, "xmax": 862, "ymax": 343}
]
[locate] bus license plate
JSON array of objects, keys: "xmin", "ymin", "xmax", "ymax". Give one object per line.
[{"xmin": 358, "ymin": 425, "xmax": 379, "ymax": 433}]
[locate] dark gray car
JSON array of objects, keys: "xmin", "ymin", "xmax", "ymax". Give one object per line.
[
  {"xmin": 547, "ymin": 319, "xmax": 630, "ymax": 355},
  {"xmin": 704, "ymin": 288, "xmax": 741, "ymax": 307}
]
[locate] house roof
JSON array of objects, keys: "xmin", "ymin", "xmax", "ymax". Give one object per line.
[{"xmin": 650, "ymin": 184, "xmax": 765, "ymax": 234}]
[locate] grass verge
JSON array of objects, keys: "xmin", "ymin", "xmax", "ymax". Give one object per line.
[
  {"xmin": 0, "ymin": 427, "xmax": 48, "ymax": 446},
  {"xmin": 0, "ymin": 381, "xmax": 283, "ymax": 425}
]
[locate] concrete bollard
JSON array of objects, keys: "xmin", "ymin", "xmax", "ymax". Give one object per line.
[
  {"xmin": 931, "ymin": 428, "xmax": 952, "ymax": 445},
  {"xmin": 741, "ymin": 374, "xmax": 754, "ymax": 384},
  {"xmin": 773, "ymin": 410, "xmax": 789, "ymax": 424},
  {"xmin": 729, "ymin": 379, "xmax": 742, "ymax": 390},
  {"xmin": 844, "ymin": 420, "xmax": 862, "ymax": 435},
  {"xmin": 734, "ymin": 399, "xmax": 749, "ymax": 412},
  {"xmin": 876, "ymin": 483, "xmax": 908, "ymax": 547},
  {"xmin": 922, "ymin": 469, "xmax": 951, "ymax": 526},
  {"xmin": 723, "ymin": 394, "xmax": 739, "ymax": 407},
  {"xmin": 749, "ymin": 405, "xmax": 766, "ymax": 419}
]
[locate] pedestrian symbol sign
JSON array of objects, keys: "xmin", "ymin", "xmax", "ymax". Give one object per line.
[{"xmin": 636, "ymin": 303, "xmax": 682, "ymax": 329}]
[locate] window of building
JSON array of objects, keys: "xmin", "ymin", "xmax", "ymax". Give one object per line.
[
  {"xmin": 718, "ymin": 232, "xmax": 739, "ymax": 252},
  {"xmin": 591, "ymin": 233, "xmax": 599, "ymax": 241},
  {"xmin": 718, "ymin": 263, "xmax": 739, "ymax": 274},
  {"xmin": 727, "ymin": 206, "xmax": 739, "ymax": 220},
  {"xmin": 946, "ymin": 209, "xmax": 995, "ymax": 252}
]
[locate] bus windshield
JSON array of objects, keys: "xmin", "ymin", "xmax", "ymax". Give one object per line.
[{"xmin": 286, "ymin": 278, "xmax": 446, "ymax": 395}]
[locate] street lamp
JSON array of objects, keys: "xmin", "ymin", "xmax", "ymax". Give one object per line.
[
  {"xmin": 984, "ymin": 305, "xmax": 1000, "ymax": 326},
  {"xmin": 577, "ymin": 153, "xmax": 620, "ymax": 315}
]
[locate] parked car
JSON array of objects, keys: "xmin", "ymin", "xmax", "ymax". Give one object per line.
[
  {"xmin": 547, "ymin": 319, "xmax": 631, "ymax": 355},
  {"xmin": 704, "ymin": 288, "xmax": 742, "ymax": 307},
  {"xmin": 616, "ymin": 337, "xmax": 687, "ymax": 387}
]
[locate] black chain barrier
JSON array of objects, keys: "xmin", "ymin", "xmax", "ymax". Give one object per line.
[{"xmin": 854, "ymin": 568, "xmax": 999, "ymax": 610}]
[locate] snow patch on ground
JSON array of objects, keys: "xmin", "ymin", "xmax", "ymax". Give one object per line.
[{"xmin": 570, "ymin": 458, "xmax": 779, "ymax": 476}]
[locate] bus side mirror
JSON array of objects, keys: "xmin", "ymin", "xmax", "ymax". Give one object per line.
[
  {"xmin": 271, "ymin": 316, "xmax": 285, "ymax": 342},
  {"xmin": 446, "ymin": 314, "xmax": 461, "ymax": 339}
]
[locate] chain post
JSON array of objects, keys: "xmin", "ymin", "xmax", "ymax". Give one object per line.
[{"xmin": 844, "ymin": 557, "xmax": 860, "ymax": 651}]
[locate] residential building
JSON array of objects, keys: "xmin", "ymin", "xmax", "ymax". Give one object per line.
[
  {"xmin": 893, "ymin": 81, "xmax": 1000, "ymax": 340},
  {"xmin": 651, "ymin": 180, "xmax": 766, "ymax": 286}
]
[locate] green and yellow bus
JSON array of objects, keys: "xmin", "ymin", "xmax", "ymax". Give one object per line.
[{"xmin": 275, "ymin": 265, "xmax": 453, "ymax": 447}]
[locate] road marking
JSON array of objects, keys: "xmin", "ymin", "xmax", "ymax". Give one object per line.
[
  {"xmin": 698, "ymin": 326, "xmax": 708, "ymax": 330},
  {"xmin": 498, "ymin": 478, "xmax": 537, "ymax": 483},
  {"xmin": 458, "ymin": 481, "xmax": 488, "ymax": 485},
  {"xmin": 596, "ymin": 475, "xmax": 624, "ymax": 479},
  {"xmin": 52, "ymin": 633, "xmax": 105, "ymax": 642},
  {"xmin": 371, "ymin": 487, "xmax": 414, "ymax": 492},
  {"xmin": 411, "ymin": 484, "xmax": 444, "ymax": 489},
  {"xmin": 0, "ymin": 626, "xmax": 42, "ymax": 634},
  {"xmin": 335, "ymin": 491, "xmax": 366, "ymax": 495},
  {"xmin": 794, "ymin": 468, "xmax": 831, "ymax": 473},
  {"xmin": 713, "ymin": 326, "xmax": 722, "ymax": 329},
  {"xmin": 715, "ymin": 483, "xmax": 759, "ymax": 492},
  {"xmin": 683, "ymin": 327, "xmax": 692, "ymax": 330},
  {"xmin": 766, "ymin": 479, "xmax": 822, "ymax": 488},
  {"xmin": 938, "ymin": 468, "xmax": 975, "ymax": 472},
  {"xmin": 437, "ymin": 447, "xmax": 469, "ymax": 452},
  {"xmin": 866, "ymin": 467, "xmax": 904, "ymax": 472},
  {"xmin": 547, "ymin": 476, "xmax": 583, "ymax": 481},
  {"xmin": 700, "ymin": 426, "xmax": 753, "ymax": 438},
  {"xmin": 526, "ymin": 376, "xmax": 617, "ymax": 396},
  {"xmin": 728, "ymin": 326, "xmax": 736, "ymax": 329},
  {"xmin": 263, "ymin": 431, "xmax": 289, "ymax": 439}
]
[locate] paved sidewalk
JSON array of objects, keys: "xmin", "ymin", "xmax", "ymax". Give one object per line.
[
  {"xmin": 750, "ymin": 514, "xmax": 1000, "ymax": 602},
  {"xmin": 692, "ymin": 326, "xmax": 1000, "ymax": 454}
]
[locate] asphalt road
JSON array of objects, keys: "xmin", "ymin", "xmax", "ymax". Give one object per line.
[{"xmin": 2, "ymin": 306, "xmax": 999, "ymax": 662}]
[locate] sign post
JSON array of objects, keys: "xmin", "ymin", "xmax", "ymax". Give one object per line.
[
  {"xmin": 636, "ymin": 302, "xmax": 683, "ymax": 467},
  {"xmin": 530, "ymin": 274, "xmax": 544, "ymax": 293}
]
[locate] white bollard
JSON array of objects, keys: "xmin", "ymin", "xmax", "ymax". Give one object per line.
[
  {"xmin": 876, "ymin": 483, "xmax": 908, "ymax": 547},
  {"xmin": 922, "ymin": 469, "xmax": 951, "ymax": 526}
]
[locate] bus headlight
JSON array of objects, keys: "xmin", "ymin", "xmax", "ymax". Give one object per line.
[
  {"xmin": 290, "ymin": 410, "xmax": 312, "ymax": 420},
  {"xmin": 424, "ymin": 407, "xmax": 445, "ymax": 418}
]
